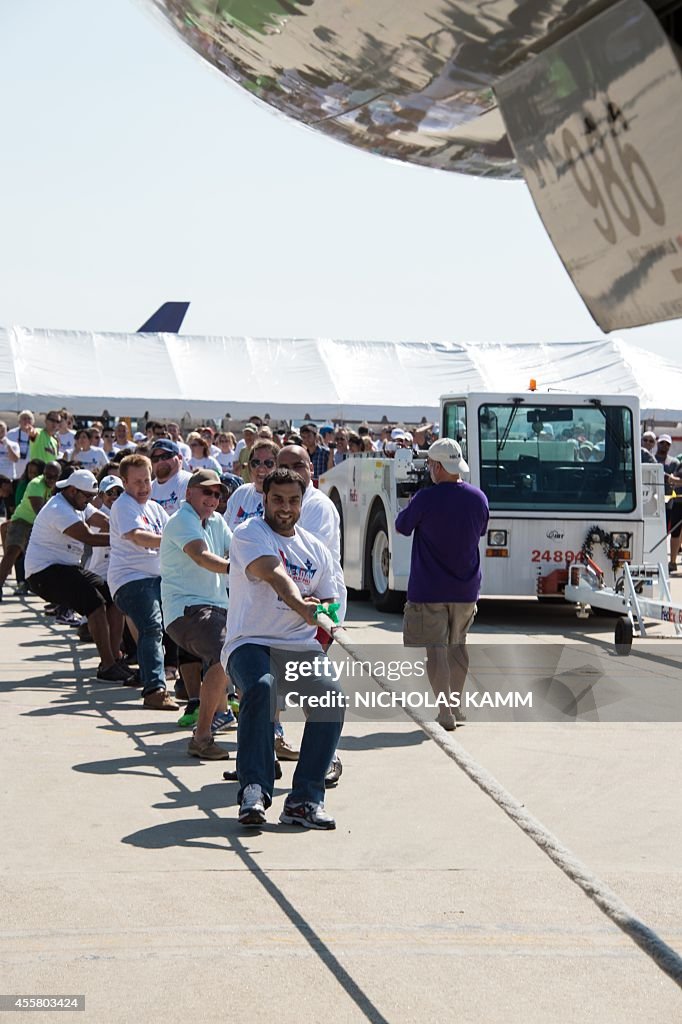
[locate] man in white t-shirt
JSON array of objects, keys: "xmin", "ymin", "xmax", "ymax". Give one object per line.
[
  {"xmin": 278, "ymin": 444, "xmax": 346, "ymax": 787},
  {"xmin": 109, "ymin": 453, "xmax": 177, "ymax": 711},
  {"xmin": 8, "ymin": 410, "xmax": 35, "ymax": 477},
  {"xmin": 24, "ymin": 469, "xmax": 130, "ymax": 682},
  {"xmin": 0, "ymin": 421, "xmax": 20, "ymax": 480},
  {"xmin": 149, "ymin": 440, "xmax": 192, "ymax": 515},
  {"xmin": 222, "ymin": 468, "xmax": 344, "ymax": 830}
]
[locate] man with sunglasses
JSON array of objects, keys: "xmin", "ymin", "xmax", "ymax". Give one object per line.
[
  {"xmin": 149, "ymin": 439, "xmax": 191, "ymax": 515},
  {"xmin": 161, "ymin": 470, "xmax": 232, "ymax": 759},
  {"xmin": 223, "ymin": 439, "xmax": 279, "ymax": 532}
]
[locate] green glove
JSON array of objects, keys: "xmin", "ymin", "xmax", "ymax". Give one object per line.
[{"xmin": 314, "ymin": 602, "xmax": 340, "ymax": 624}]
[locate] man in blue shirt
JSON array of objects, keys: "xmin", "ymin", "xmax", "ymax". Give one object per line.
[
  {"xmin": 160, "ymin": 470, "xmax": 232, "ymax": 759},
  {"xmin": 396, "ymin": 438, "xmax": 489, "ymax": 730}
]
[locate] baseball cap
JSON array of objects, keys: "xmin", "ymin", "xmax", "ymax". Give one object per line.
[
  {"xmin": 391, "ymin": 428, "xmax": 406, "ymax": 440},
  {"xmin": 187, "ymin": 469, "xmax": 228, "ymax": 494},
  {"xmin": 133, "ymin": 431, "xmax": 146, "ymax": 442},
  {"xmin": 243, "ymin": 422, "xmax": 258, "ymax": 433},
  {"xmin": 658, "ymin": 434, "xmax": 672, "ymax": 444},
  {"xmin": 99, "ymin": 474, "xmax": 123, "ymax": 493},
  {"xmin": 427, "ymin": 438, "xmax": 469, "ymax": 474},
  {"xmin": 319, "ymin": 425, "xmax": 334, "ymax": 436},
  {"xmin": 150, "ymin": 438, "xmax": 180, "ymax": 456},
  {"xmin": 56, "ymin": 469, "xmax": 98, "ymax": 494}
]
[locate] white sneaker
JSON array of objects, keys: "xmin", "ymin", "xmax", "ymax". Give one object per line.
[{"xmin": 239, "ymin": 784, "xmax": 266, "ymax": 827}]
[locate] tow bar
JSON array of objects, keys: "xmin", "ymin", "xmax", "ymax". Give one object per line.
[{"xmin": 564, "ymin": 559, "xmax": 682, "ymax": 655}]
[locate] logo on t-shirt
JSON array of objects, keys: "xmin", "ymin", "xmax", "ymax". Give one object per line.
[
  {"xmin": 237, "ymin": 503, "xmax": 263, "ymax": 523},
  {"xmin": 279, "ymin": 550, "xmax": 317, "ymax": 584},
  {"xmin": 155, "ymin": 490, "xmax": 178, "ymax": 510}
]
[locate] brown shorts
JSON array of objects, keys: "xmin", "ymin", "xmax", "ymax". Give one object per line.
[
  {"xmin": 5, "ymin": 517, "xmax": 32, "ymax": 552},
  {"xmin": 166, "ymin": 605, "xmax": 227, "ymax": 670},
  {"xmin": 403, "ymin": 601, "xmax": 477, "ymax": 647}
]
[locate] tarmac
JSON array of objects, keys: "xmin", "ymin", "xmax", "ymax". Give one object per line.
[{"xmin": 1, "ymin": 583, "xmax": 681, "ymax": 1023}]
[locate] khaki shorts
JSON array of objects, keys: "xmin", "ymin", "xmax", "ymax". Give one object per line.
[
  {"xmin": 5, "ymin": 517, "xmax": 32, "ymax": 552},
  {"xmin": 166, "ymin": 605, "xmax": 227, "ymax": 670},
  {"xmin": 403, "ymin": 601, "xmax": 477, "ymax": 647}
]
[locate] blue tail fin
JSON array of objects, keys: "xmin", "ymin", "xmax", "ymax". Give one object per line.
[{"xmin": 137, "ymin": 302, "xmax": 190, "ymax": 333}]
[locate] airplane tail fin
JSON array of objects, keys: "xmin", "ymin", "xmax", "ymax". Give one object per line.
[{"xmin": 137, "ymin": 302, "xmax": 190, "ymax": 333}]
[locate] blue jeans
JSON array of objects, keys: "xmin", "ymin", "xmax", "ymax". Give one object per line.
[
  {"xmin": 228, "ymin": 644, "xmax": 344, "ymax": 808},
  {"xmin": 114, "ymin": 577, "xmax": 165, "ymax": 696}
]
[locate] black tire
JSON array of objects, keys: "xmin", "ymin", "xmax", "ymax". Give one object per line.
[
  {"xmin": 329, "ymin": 490, "xmax": 344, "ymax": 565},
  {"xmin": 614, "ymin": 617, "xmax": 633, "ymax": 656},
  {"xmin": 365, "ymin": 506, "xmax": 405, "ymax": 614}
]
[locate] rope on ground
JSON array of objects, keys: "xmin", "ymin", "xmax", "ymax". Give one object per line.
[{"xmin": 324, "ymin": 618, "xmax": 682, "ymax": 991}]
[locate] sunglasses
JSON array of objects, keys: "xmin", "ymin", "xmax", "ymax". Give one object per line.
[
  {"xmin": 200, "ymin": 489, "xmax": 223, "ymax": 499},
  {"xmin": 151, "ymin": 453, "xmax": 174, "ymax": 462},
  {"xmin": 249, "ymin": 458, "xmax": 275, "ymax": 468}
]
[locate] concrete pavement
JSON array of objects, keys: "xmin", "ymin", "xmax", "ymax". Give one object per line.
[{"xmin": 1, "ymin": 587, "xmax": 681, "ymax": 1022}]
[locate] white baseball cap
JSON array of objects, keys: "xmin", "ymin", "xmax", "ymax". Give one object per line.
[
  {"xmin": 99, "ymin": 474, "xmax": 122, "ymax": 493},
  {"xmin": 427, "ymin": 438, "xmax": 469, "ymax": 474},
  {"xmin": 56, "ymin": 469, "xmax": 98, "ymax": 494}
]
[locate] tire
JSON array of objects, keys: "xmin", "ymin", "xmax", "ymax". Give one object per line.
[
  {"xmin": 365, "ymin": 507, "xmax": 405, "ymax": 614},
  {"xmin": 614, "ymin": 616, "xmax": 633, "ymax": 656}
]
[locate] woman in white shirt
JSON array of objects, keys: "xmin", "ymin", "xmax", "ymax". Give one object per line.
[
  {"xmin": 70, "ymin": 429, "xmax": 109, "ymax": 471},
  {"xmin": 215, "ymin": 432, "xmax": 237, "ymax": 472},
  {"xmin": 187, "ymin": 434, "xmax": 222, "ymax": 474}
]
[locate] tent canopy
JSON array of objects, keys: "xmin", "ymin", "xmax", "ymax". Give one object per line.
[{"xmin": 0, "ymin": 326, "xmax": 680, "ymax": 422}]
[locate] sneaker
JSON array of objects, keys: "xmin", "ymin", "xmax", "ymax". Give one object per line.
[
  {"xmin": 96, "ymin": 662, "xmax": 135, "ymax": 683},
  {"xmin": 44, "ymin": 603, "xmax": 58, "ymax": 616},
  {"xmin": 275, "ymin": 735, "xmax": 299, "ymax": 761},
  {"xmin": 187, "ymin": 735, "xmax": 230, "ymax": 760},
  {"xmin": 669, "ymin": 562, "xmax": 678, "ymax": 574},
  {"xmin": 228, "ymin": 694, "xmax": 240, "ymax": 718},
  {"xmin": 279, "ymin": 800, "xmax": 336, "ymax": 830},
  {"xmin": 324, "ymin": 757, "xmax": 343, "ymax": 788},
  {"xmin": 56, "ymin": 609, "xmax": 81, "ymax": 626},
  {"xmin": 211, "ymin": 708, "xmax": 237, "ymax": 734},
  {"xmin": 142, "ymin": 689, "xmax": 179, "ymax": 711},
  {"xmin": 239, "ymin": 784, "xmax": 266, "ymax": 827},
  {"xmin": 178, "ymin": 702, "xmax": 200, "ymax": 728}
]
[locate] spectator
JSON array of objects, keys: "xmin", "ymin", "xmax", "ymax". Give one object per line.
[
  {"xmin": 24, "ymin": 469, "xmax": 128, "ymax": 680},
  {"xmin": 223, "ymin": 439, "xmax": 279, "ymax": 531},
  {"xmin": 167, "ymin": 422, "xmax": 192, "ymax": 465},
  {"xmin": 655, "ymin": 435, "xmax": 682, "ymax": 572},
  {"xmin": 29, "ymin": 411, "xmax": 61, "ymax": 464},
  {"xmin": 187, "ymin": 433, "xmax": 222, "ymax": 474},
  {"xmin": 57, "ymin": 412, "xmax": 76, "ymax": 454},
  {"xmin": 0, "ymin": 475, "xmax": 12, "ymax": 526},
  {"xmin": 149, "ymin": 439, "xmax": 191, "ymax": 515},
  {"xmin": 8, "ymin": 410, "xmax": 35, "ymax": 477},
  {"xmin": 0, "ymin": 421, "xmax": 20, "ymax": 480},
  {"xmin": 222, "ymin": 468, "xmax": 343, "ymax": 829},
  {"xmin": 161, "ymin": 470, "xmax": 232, "ymax": 760},
  {"xmin": 199, "ymin": 426, "xmax": 220, "ymax": 456},
  {"xmin": 348, "ymin": 433, "xmax": 363, "ymax": 455},
  {"xmin": 299, "ymin": 424, "xmax": 329, "ymax": 481},
  {"xmin": 328, "ymin": 429, "xmax": 349, "ymax": 469},
  {"xmin": 215, "ymin": 432, "xmax": 237, "ymax": 473},
  {"xmin": 70, "ymin": 429, "xmax": 109, "ymax": 471},
  {"xmin": 113, "ymin": 421, "xmax": 132, "ymax": 451},
  {"xmin": 108, "ymin": 453, "xmax": 177, "ymax": 709},
  {"xmin": 235, "ymin": 423, "xmax": 258, "ymax": 481},
  {"xmin": 0, "ymin": 461, "xmax": 62, "ymax": 600},
  {"xmin": 101, "ymin": 427, "xmax": 117, "ymax": 456},
  {"xmin": 641, "ymin": 430, "xmax": 657, "ymax": 464},
  {"xmin": 396, "ymin": 439, "xmax": 489, "ymax": 731}
]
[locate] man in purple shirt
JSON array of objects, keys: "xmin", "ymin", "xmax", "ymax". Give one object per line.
[{"xmin": 396, "ymin": 438, "xmax": 488, "ymax": 730}]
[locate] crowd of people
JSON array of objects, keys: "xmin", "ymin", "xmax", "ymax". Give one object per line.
[
  {"xmin": 0, "ymin": 410, "xmax": 368, "ymax": 830},
  {"xmin": 2, "ymin": 409, "xmax": 681, "ymax": 829}
]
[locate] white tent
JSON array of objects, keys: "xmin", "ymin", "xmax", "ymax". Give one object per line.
[{"xmin": 0, "ymin": 326, "xmax": 680, "ymax": 422}]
